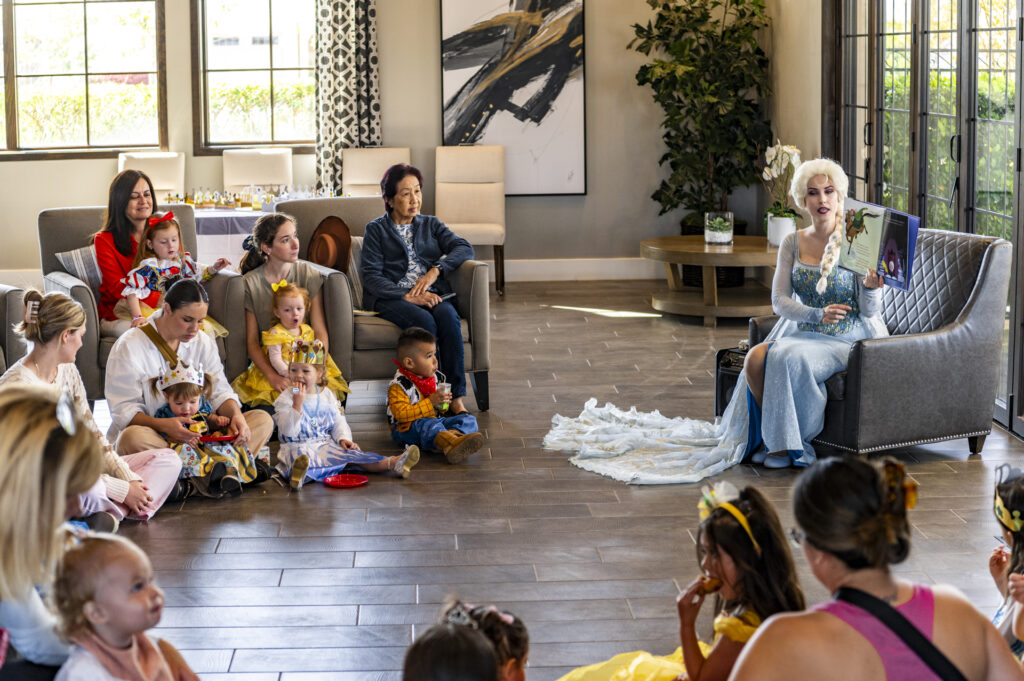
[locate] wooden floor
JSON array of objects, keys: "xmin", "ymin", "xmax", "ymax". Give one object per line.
[{"xmin": 112, "ymin": 279, "xmax": 1024, "ymax": 680}]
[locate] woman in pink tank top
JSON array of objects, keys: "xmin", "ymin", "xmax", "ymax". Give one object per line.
[{"xmin": 729, "ymin": 457, "xmax": 1024, "ymax": 681}]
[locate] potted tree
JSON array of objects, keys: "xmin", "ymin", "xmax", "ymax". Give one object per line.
[{"xmin": 630, "ymin": 0, "xmax": 773, "ymax": 286}]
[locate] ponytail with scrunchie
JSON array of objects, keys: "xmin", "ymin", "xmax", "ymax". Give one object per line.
[
  {"xmin": 15, "ymin": 290, "xmax": 86, "ymax": 347},
  {"xmin": 440, "ymin": 598, "xmax": 529, "ymax": 667}
]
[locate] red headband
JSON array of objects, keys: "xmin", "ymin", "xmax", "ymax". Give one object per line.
[{"xmin": 147, "ymin": 211, "xmax": 175, "ymax": 228}]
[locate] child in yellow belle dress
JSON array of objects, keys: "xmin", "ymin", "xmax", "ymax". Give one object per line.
[
  {"xmin": 231, "ymin": 282, "xmax": 349, "ymax": 406},
  {"xmin": 558, "ymin": 484, "xmax": 805, "ymax": 681}
]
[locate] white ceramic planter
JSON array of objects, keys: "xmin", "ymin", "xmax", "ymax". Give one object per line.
[{"xmin": 766, "ymin": 215, "xmax": 796, "ymax": 247}]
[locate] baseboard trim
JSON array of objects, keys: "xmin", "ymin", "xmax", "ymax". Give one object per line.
[{"xmin": 482, "ymin": 258, "xmax": 663, "ymax": 282}]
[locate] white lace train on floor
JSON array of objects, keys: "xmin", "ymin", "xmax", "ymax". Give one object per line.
[{"xmin": 543, "ymin": 387, "xmax": 752, "ymax": 485}]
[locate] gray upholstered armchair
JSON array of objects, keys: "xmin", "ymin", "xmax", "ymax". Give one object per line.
[
  {"xmin": 274, "ymin": 197, "xmax": 492, "ymax": 410},
  {"xmin": 748, "ymin": 229, "xmax": 1012, "ymax": 455},
  {"xmin": 37, "ymin": 204, "xmax": 236, "ymax": 401},
  {"xmin": 0, "ymin": 285, "xmax": 27, "ymax": 374}
]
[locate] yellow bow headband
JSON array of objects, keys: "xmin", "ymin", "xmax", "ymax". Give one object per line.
[
  {"xmin": 271, "ymin": 279, "xmax": 288, "ymax": 292},
  {"xmin": 698, "ymin": 481, "xmax": 761, "ymax": 555}
]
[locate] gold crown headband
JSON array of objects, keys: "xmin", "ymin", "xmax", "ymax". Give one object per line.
[
  {"xmin": 995, "ymin": 464, "xmax": 1024, "ymax": 533},
  {"xmin": 290, "ymin": 339, "xmax": 326, "ymax": 365},
  {"xmin": 698, "ymin": 481, "xmax": 761, "ymax": 555}
]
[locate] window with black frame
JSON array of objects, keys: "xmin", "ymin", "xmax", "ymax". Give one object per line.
[
  {"xmin": 191, "ymin": 0, "xmax": 316, "ymax": 153},
  {"xmin": 0, "ymin": 0, "xmax": 166, "ymax": 157}
]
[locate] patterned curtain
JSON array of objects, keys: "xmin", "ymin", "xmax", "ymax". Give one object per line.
[{"xmin": 315, "ymin": 0, "xmax": 382, "ymax": 193}]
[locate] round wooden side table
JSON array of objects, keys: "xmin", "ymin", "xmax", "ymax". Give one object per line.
[{"xmin": 640, "ymin": 235, "xmax": 779, "ymax": 327}]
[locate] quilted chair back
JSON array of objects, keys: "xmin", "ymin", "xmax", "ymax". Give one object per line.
[{"xmin": 881, "ymin": 229, "xmax": 995, "ymax": 336}]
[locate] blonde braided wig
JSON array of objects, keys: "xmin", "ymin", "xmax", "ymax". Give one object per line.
[{"xmin": 789, "ymin": 158, "xmax": 849, "ymax": 294}]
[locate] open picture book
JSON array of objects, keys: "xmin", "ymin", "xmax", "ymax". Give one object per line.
[{"xmin": 837, "ymin": 198, "xmax": 920, "ymax": 291}]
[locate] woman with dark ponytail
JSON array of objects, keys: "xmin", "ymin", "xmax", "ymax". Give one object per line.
[
  {"xmin": 104, "ymin": 278, "xmax": 274, "ymax": 467},
  {"xmin": 238, "ymin": 213, "xmax": 333, "ymax": 400},
  {"xmin": 731, "ymin": 457, "xmax": 1024, "ymax": 681}
]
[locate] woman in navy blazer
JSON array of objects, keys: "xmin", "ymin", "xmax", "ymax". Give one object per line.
[{"xmin": 360, "ymin": 164, "xmax": 474, "ymax": 413}]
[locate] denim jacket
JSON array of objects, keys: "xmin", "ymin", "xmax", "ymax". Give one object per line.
[{"xmin": 360, "ymin": 213, "xmax": 474, "ymax": 309}]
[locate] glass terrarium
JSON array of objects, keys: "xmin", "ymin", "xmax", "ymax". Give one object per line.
[{"xmin": 704, "ymin": 211, "xmax": 734, "ymax": 244}]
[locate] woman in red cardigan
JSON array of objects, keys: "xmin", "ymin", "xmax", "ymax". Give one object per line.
[{"xmin": 92, "ymin": 170, "xmax": 158, "ymax": 337}]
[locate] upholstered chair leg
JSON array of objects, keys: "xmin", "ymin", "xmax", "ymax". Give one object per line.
[
  {"xmin": 494, "ymin": 245, "xmax": 505, "ymax": 296},
  {"xmin": 471, "ymin": 371, "xmax": 489, "ymax": 411},
  {"xmin": 968, "ymin": 434, "xmax": 987, "ymax": 455}
]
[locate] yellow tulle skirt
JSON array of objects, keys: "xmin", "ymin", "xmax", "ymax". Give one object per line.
[
  {"xmin": 556, "ymin": 645, "xmax": 708, "ymax": 681},
  {"xmin": 230, "ymin": 324, "xmax": 349, "ymax": 407},
  {"xmin": 556, "ymin": 611, "xmax": 758, "ymax": 681}
]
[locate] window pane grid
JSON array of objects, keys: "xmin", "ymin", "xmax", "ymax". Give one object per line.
[
  {"xmin": 200, "ymin": 0, "xmax": 314, "ymax": 146},
  {"xmin": 974, "ymin": 0, "xmax": 1015, "ymax": 240},
  {"xmin": 921, "ymin": 0, "xmax": 958, "ymax": 230},
  {"xmin": 842, "ymin": 2, "xmax": 870, "ymax": 199},
  {"xmin": 880, "ymin": 0, "xmax": 912, "ymax": 211},
  {"xmin": 5, "ymin": 0, "xmax": 160, "ymax": 152}
]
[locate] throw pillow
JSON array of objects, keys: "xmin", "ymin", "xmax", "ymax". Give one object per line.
[{"xmin": 55, "ymin": 245, "xmax": 102, "ymax": 292}]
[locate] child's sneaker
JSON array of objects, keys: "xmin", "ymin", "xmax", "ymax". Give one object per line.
[
  {"xmin": 389, "ymin": 446, "xmax": 420, "ymax": 479},
  {"xmin": 290, "ymin": 454, "xmax": 310, "ymax": 490},
  {"xmin": 433, "ymin": 430, "xmax": 484, "ymax": 464},
  {"xmin": 219, "ymin": 473, "xmax": 242, "ymax": 496},
  {"xmin": 82, "ymin": 512, "xmax": 119, "ymax": 534}
]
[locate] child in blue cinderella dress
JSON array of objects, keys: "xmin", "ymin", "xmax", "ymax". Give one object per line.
[
  {"xmin": 274, "ymin": 339, "xmax": 419, "ymax": 489},
  {"xmin": 544, "ymin": 158, "xmax": 888, "ymax": 484}
]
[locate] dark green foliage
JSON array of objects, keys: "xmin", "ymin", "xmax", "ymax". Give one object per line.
[{"xmin": 629, "ymin": 0, "xmax": 773, "ymax": 217}]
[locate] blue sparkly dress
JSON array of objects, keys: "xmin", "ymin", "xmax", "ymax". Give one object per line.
[
  {"xmin": 272, "ymin": 387, "xmax": 388, "ymax": 483},
  {"xmin": 754, "ymin": 231, "xmax": 887, "ymax": 465}
]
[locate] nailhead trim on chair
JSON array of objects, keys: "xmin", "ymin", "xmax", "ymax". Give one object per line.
[{"xmin": 812, "ymin": 428, "xmax": 992, "ymax": 455}]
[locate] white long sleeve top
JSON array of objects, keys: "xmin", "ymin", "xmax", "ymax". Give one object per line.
[
  {"xmin": 104, "ymin": 315, "xmax": 239, "ymax": 440},
  {"xmin": 0, "ymin": 586, "xmax": 71, "ymax": 666},
  {"xmin": 0, "ymin": 359, "xmax": 140, "ymax": 503}
]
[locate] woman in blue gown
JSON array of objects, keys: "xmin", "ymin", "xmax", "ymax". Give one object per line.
[
  {"xmin": 742, "ymin": 158, "xmax": 887, "ymax": 468},
  {"xmin": 543, "ymin": 159, "xmax": 888, "ymax": 484}
]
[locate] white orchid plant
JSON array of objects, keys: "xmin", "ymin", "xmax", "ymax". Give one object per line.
[{"xmin": 761, "ymin": 141, "xmax": 801, "ymax": 218}]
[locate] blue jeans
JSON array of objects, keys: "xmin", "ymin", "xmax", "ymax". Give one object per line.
[
  {"xmin": 391, "ymin": 413, "xmax": 479, "ymax": 451},
  {"xmin": 374, "ymin": 298, "xmax": 467, "ymax": 397}
]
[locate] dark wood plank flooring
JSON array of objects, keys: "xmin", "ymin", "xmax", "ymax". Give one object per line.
[{"xmin": 107, "ymin": 280, "xmax": 1024, "ymax": 680}]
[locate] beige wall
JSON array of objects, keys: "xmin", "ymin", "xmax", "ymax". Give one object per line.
[
  {"xmin": 766, "ymin": 0, "xmax": 823, "ymax": 165},
  {"xmin": 0, "ymin": 0, "xmax": 817, "ymax": 271}
]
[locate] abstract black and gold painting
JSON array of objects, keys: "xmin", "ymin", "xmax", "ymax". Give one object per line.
[{"xmin": 441, "ymin": 0, "xmax": 585, "ymax": 195}]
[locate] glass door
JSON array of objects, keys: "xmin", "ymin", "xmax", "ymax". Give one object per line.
[
  {"xmin": 840, "ymin": 0, "xmax": 874, "ymax": 199},
  {"xmin": 878, "ymin": 0, "xmax": 915, "ymax": 211},
  {"xmin": 920, "ymin": 0, "xmax": 960, "ymax": 230},
  {"xmin": 968, "ymin": 0, "xmax": 1017, "ymax": 425},
  {"xmin": 840, "ymin": 0, "xmax": 1024, "ymax": 433}
]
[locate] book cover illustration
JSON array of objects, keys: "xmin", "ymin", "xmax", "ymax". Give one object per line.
[{"xmin": 837, "ymin": 198, "xmax": 919, "ymax": 291}]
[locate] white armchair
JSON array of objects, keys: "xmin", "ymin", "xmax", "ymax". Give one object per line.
[
  {"xmin": 434, "ymin": 145, "xmax": 506, "ymax": 295},
  {"xmin": 222, "ymin": 148, "xmax": 293, "ymax": 193},
  {"xmin": 118, "ymin": 152, "xmax": 185, "ymax": 198},
  {"xmin": 342, "ymin": 147, "xmax": 411, "ymax": 196}
]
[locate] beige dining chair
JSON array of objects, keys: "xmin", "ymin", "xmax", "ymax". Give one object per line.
[
  {"xmin": 434, "ymin": 145, "xmax": 506, "ymax": 295},
  {"xmin": 118, "ymin": 152, "xmax": 186, "ymax": 199},
  {"xmin": 222, "ymin": 148, "xmax": 293, "ymax": 193},
  {"xmin": 342, "ymin": 147, "xmax": 411, "ymax": 196}
]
